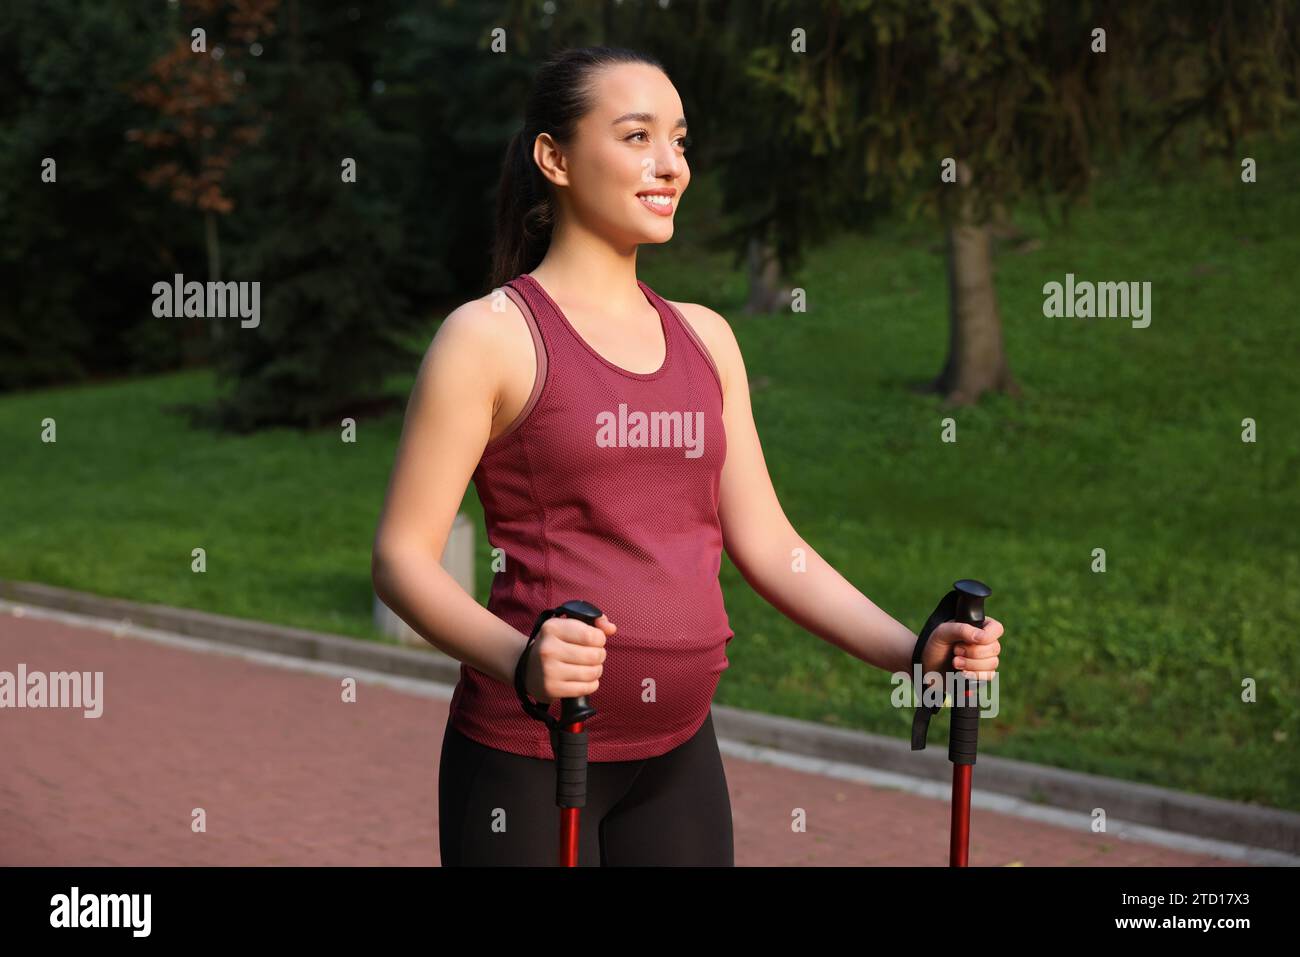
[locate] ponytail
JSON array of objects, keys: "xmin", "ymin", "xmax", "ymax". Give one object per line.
[{"xmin": 489, "ymin": 126, "xmax": 555, "ymax": 292}]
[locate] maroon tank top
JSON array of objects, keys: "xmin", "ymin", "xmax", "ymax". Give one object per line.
[{"xmin": 448, "ymin": 271, "xmax": 734, "ymax": 761}]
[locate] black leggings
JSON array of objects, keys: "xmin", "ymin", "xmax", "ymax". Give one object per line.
[{"xmin": 438, "ymin": 709, "xmax": 734, "ymax": 866}]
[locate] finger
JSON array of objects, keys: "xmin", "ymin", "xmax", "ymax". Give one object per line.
[
  {"xmin": 955, "ymin": 640, "xmax": 1000, "ymax": 659},
  {"xmin": 554, "ymin": 642, "xmax": 606, "ymax": 666},
  {"xmin": 953, "ymin": 653, "xmax": 998, "ymax": 672},
  {"xmin": 953, "ymin": 655, "xmax": 999, "ymax": 680},
  {"xmin": 933, "ymin": 621, "xmax": 970, "ymax": 646},
  {"xmin": 552, "ymin": 618, "xmax": 608, "ymax": 647},
  {"xmin": 976, "ymin": 617, "xmax": 1004, "ymax": 641},
  {"xmin": 550, "ymin": 678, "xmax": 601, "ymax": 698},
  {"xmin": 949, "ymin": 621, "xmax": 989, "ymax": 645},
  {"xmin": 555, "ymin": 659, "xmax": 604, "ymax": 682}
]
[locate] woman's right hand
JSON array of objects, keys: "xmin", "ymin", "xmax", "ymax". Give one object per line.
[{"xmin": 525, "ymin": 614, "xmax": 615, "ymax": 704}]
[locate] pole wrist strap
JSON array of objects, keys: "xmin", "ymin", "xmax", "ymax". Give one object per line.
[
  {"xmin": 514, "ymin": 607, "xmax": 562, "ymax": 731},
  {"xmin": 910, "ymin": 588, "xmax": 960, "ymax": 751}
]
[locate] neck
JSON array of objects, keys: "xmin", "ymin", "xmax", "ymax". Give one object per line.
[{"xmin": 529, "ymin": 218, "xmax": 645, "ymax": 316}]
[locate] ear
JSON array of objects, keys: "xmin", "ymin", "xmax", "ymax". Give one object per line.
[{"xmin": 533, "ymin": 132, "xmax": 570, "ymax": 188}]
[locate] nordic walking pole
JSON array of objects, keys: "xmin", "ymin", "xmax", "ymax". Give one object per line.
[
  {"xmin": 909, "ymin": 578, "xmax": 992, "ymax": 867},
  {"xmin": 551, "ymin": 599, "xmax": 600, "ymax": 867},
  {"xmin": 948, "ymin": 580, "xmax": 991, "ymax": 867},
  {"xmin": 514, "ymin": 599, "xmax": 602, "ymax": 866}
]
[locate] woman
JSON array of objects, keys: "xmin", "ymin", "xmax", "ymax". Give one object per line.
[{"xmin": 371, "ymin": 45, "xmax": 1004, "ymax": 866}]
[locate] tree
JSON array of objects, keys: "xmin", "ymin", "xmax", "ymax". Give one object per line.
[
  {"xmin": 127, "ymin": 0, "xmax": 277, "ymax": 359},
  {"xmin": 728, "ymin": 0, "xmax": 1300, "ymax": 404},
  {"xmin": 208, "ymin": 0, "xmax": 421, "ymax": 430},
  {"xmin": 0, "ymin": 0, "xmax": 185, "ymax": 389}
]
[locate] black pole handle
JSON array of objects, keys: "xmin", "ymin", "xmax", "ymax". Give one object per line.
[
  {"xmin": 948, "ymin": 579, "xmax": 991, "ymax": 766},
  {"xmin": 555, "ymin": 599, "xmax": 601, "ymax": 725},
  {"xmin": 552, "ymin": 599, "xmax": 601, "ymax": 809}
]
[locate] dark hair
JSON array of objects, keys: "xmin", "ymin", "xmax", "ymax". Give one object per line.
[{"xmin": 488, "ymin": 45, "xmax": 666, "ymax": 290}]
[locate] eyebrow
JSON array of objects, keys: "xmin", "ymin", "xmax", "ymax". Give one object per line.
[{"xmin": 611, "ymin": 112, "xmax": 688, "ymax": 130}]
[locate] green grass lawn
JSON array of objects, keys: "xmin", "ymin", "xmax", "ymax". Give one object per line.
[{"xmin": 3, "ymin": 135, "xmax": 1297, "ymax": 811}]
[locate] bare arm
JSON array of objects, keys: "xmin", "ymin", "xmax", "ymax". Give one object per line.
[
  {"xmin": 681, "ymin": 302, "xmax": 919, "ymax": 676},
  {"xmin": 370, "ymin": 295, "xmax": 532, "ymax": 686}
]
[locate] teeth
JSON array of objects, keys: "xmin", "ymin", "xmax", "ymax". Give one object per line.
[{"xmin": 639, "ymin": 194, "xmax": 671, "ymax": 206}]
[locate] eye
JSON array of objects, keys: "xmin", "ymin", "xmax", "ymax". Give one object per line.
[{"xmin": 626, "ymin": 130, "xmax": 692, "ymax": 151}]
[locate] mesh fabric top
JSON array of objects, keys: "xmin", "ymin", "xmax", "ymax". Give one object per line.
[{"xmin": 447, "ymin": 272, "xmax": 734, "ymax": 761}]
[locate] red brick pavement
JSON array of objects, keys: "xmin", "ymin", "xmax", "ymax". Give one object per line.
[{"xmin": 0, "ymin": 613, "xmax": 1244, "ymax": 866}]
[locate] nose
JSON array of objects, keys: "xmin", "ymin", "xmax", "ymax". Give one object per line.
[{"xmin": 649, "ymin": 142, "xmax": 685, "ymax": 181}]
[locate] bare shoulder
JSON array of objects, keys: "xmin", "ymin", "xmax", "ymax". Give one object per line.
[
  {"xmin": 665, "ymin": 299, "xmax": 742, "ymax": 393},
  {"xmin": 425, "ymin": 286, "xmax": 534, "ymax": 384},
  {"xmin": 434, "ymin": 286, "xmax": 529, "ymax": 354},
  {"xmin": 417, "ymin": 286, "xmax": 538, "ymax": 438}
]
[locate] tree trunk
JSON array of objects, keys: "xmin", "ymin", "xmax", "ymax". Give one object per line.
[
  {"xmin": 205, "ymin": 209, "xmax": 224, "ymax": 343},
  {"xmin": 928, "ymin": 160, "xmax": 1020, "ymax": 405},
  {"xmin": 745, "ymin": 234, "xmax": 790, "ymax": 314}
]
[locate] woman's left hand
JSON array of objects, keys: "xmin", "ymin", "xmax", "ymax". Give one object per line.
[{"xmin": 920, "ymin": 616, "xmax": 1004, "ymax": 681}]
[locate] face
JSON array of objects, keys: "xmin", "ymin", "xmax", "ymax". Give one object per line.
[{"xmin": 535, "ymin": 62, "xmax": 691, "ymax": 248}]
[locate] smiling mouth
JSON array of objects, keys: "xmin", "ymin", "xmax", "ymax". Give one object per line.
[{"xmin": 637, "ymin": 192, "xmax": 675, "ymax": 214}]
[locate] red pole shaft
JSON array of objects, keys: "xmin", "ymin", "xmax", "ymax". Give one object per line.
[
  {"xmin": 558, "ymin": 719, "xmax": 584, "ymax": 866},
  {"xmin": 950, "ymin": 764, "xmax": 971, "ymax": 866},
  {"xmin": 559, "ymin": 808, "xmax": 581, "ymax": 866}
]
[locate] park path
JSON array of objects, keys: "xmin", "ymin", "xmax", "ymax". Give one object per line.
[{"xmin": 0, "ymin": 611, "xmax": 1243, "ymax": 866}]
